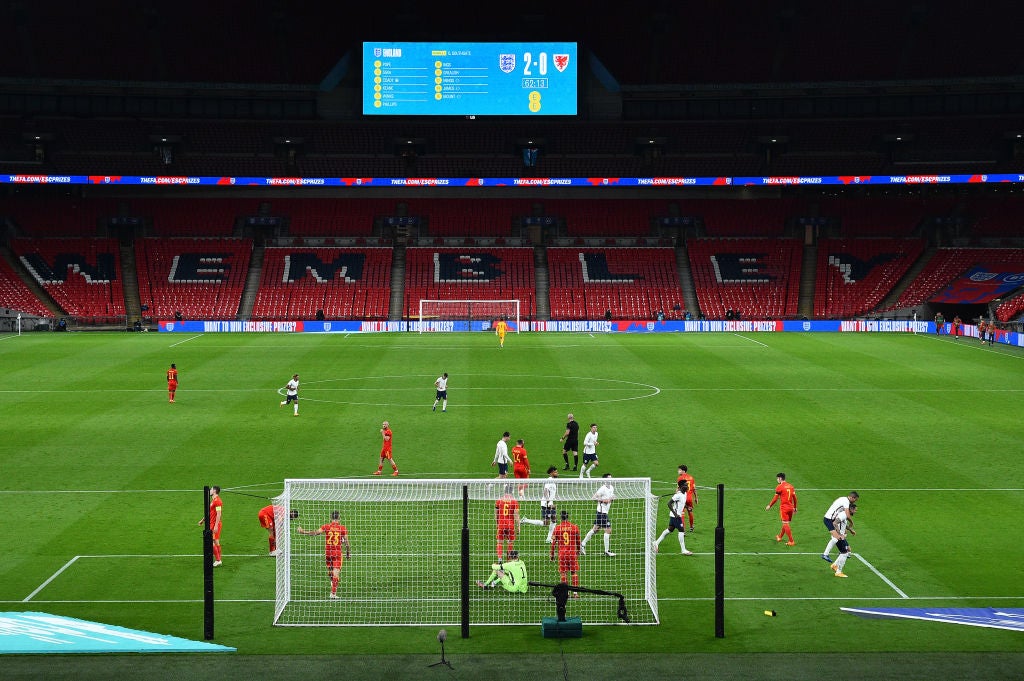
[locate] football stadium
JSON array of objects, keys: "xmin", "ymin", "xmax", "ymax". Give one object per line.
[{"xmin": 1, "ymin": 3, "xmax": 1023, "ymax": 680}]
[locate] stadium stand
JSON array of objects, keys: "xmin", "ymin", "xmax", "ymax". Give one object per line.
[
  {"xmin": 128, "ymin": 198, "xmax": 259, "ymax": 236},
  {"xmin": 893, "ymin": 247, "xmax": 1024, "ymax": 312},
  {"xmin": 547, "ymin": 247, "xmax": 685, "ymax": 320},
  {"xmin": 687, "ymin": 238, "xmax": 802, "ymax": 319},
  {"xmin": 0, "ymin": 257, "xmax": 52, "ymax": 317},
  {"xmin": 251, "ymin": 247, "xmax": 392, "ymax": 320},
  {"xmin": 402, "ymin": 247, "xmax": 536, "ymax": 320},
  {"xmin": 814, "ymin": 238, "xmax": 926, "ymax": 318},
  {"xmin": 403, "ymin": 199, "xmax": 534, "ymax": 237},
  {"xmin": 818, "ymin": 197, "xmax": 957, "ymax": 237},
  {"xmin": 967, "ymin": 196, "xmax": 1024, "ymax": 239},
  {"xmin": 3, "ymin": 196, "xmax": 120, "ymax": 237},
  {"xmin": 272, "ymin": 198, "xmax": 397, "ymax": 238},
  {"xmin": 135, "ymin": 237, "xmax": 252, "ymax": 319},
  {"xmin": 11, "ymin": 237, "xmax": 124, "ymax": 320}
]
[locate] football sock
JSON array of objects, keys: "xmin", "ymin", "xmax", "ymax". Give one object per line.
[
  {"xmin": 785, "ymin": 526, "xmax": 794, "ymax": 542},
  {"xmin": 654, "ymin": 529, "xmax": 669, "ymax": 547},
  {"xmin": 835, "ymin": 552, "xmax": 849, "ymax": 571},
  {"xmin": 496, "ymin": 541, "xmax": 503, "ymax": 558},
  {"xmin": 442, "ymin": 399, "xmax": 447, "ymax": 410},
  {"xmin": 573, "ymin": 454, "xmax": 579, "ymax": 468},
  {"xmin": 677, "ymin": 531, "xmax": 688, "ymax": 553},
  {"xmin": 269, "ymin": 537, "xmax": 276, "ymax": 552},
  {"xmin": 824, "ymin": 537, "xmax": 837, "ymax": 556},
  {"xmin": 581, "ymin": 528, "xmax": 595, "ymax": 547},
  {"xmin": 546, "ymin": 526, "xmax": 555, "ymax": 542},
  {"xmin": 331, "ymin": 576, "xmax": 338, "ymax": 594},
  {"xmin": 603, "ymin": 533, "xmax": 611, "ymax": 552},
  {"xmin": 687, "ymin": 510, "xmax": 694, "ymax": 529},
  {"xmin": 213, "ymin": 544, "xmax": 221, "ymax": 561}
]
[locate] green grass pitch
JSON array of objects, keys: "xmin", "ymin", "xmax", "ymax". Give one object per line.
[{"xmin": 1, "ymin": 329, "xmax": 1022, "ymax": 679}]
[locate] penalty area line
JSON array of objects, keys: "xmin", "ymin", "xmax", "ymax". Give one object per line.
[
  {"xmin": 732, "ymin": 333, "xmax": 769, "ymax": 347},
  {"xmin": 24, "ymin": 556, "xmax": 79, "ymax": 602},
  {"xmin": 169, "ymin": 333, "xmax": 204, "ymax": 347},
  {"xmin": 854, "ymin": 553, "xmax": 909, "ymax": 598}
]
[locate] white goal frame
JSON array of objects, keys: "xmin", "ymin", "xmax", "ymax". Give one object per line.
[
  {"xmin": 272, "ymin": 477, "xmax": 658, "ymax": 628},
  {"xmin": 418, "ymin": 299, "xmax": 520, "ymax": 333}
]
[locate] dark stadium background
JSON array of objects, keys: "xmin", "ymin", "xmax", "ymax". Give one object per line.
[{"xmin": 1, "ymin": 1, "xmax": 1023, "ymax": 330}]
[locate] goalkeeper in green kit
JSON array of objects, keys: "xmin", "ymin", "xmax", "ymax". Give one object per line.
[{"xmin": 476, "ymin": 550, "xmax": 528, "ymax": 593}]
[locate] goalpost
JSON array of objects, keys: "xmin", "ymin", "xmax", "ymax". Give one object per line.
[
  {"xmin": 417, "ymin": 299, "xmax": 520, "ymax": 333},
  {"xmin": 273, "ymin": 478, "xmax": 658, "ymax": 627}
]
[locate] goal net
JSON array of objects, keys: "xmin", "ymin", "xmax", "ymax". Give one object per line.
[
  {"xmin": 273, "ymin": 477, "xmax": 658, "ymax": 627},
  {"xmin": 417, "ymin": 299, "xmax": 520, "ymax": 333}
]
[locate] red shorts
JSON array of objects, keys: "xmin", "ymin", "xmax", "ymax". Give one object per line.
[
  {"xmin": 513, "ymin": 466, "xmax": 529, "ymax": 479},
  {"xmin": 558, "ymin": 554, "xmax": 579, "ymax": 574},
  {"xmin": 168, "ymin": 380, "xmax": 178, "ymax": 390},
  {"xmin": 779, "ymin": 506, "xmax": 795, "ymax": 522},
  {"xmin": 380, "ymin": 448, "xmax": 393, "ymax": 460},
  {"xmin": 211, "ymin": 526, "xmax": 221, "ymax": 541},
  {"xmin": 326, "ymin": 554, "xmax": 344, "ymax": 570},
  {"xmin": 496, "ymin": 525, "xmax": 516, "ymax": 541}
]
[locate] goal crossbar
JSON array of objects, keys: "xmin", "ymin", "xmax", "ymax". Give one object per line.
[{"xmin": 418, "ymin": 299, "xmax": 520, "ymax": 333}]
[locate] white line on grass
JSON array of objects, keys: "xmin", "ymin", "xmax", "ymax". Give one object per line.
[
  {"xmin": 4, "ymin": 485, "xmax": 1024, "ymax": 495},
  {"xmin": 659, "ymin": 595, "xmax": 1024, "ymax": 602},
  {"xmin": 16, "ymin": 553, "xmax": 1018, "ymax": 606},
  {"xmin": 732, "ymin": 333, "xmax": 769, "ymax": 348},
  {"xmin": 854, "ymin": 552, "xmax": 909, "ymax": 598},
  {"xmin": 169, "ymin": 334, "xmax": 204, "ymax": 347},
  {"xmin": 922, "ymin": 333, "xmax": 1024, "ymax": 360},
  {"xmin": 649, "ymin": 483, "xmax": 1024, "ymax": 492},
  {"xmin": 24, "ymin": 556, "xmax": 79, "ymax": 602},
  {"xmin": 8, "ymin": 595, "xmax": 1024, "ymax": 605}
]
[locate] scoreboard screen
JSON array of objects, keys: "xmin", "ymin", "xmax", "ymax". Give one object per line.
[{"xmin": 363, "ymin": 42, "xmax": 578, "ymax": 116}]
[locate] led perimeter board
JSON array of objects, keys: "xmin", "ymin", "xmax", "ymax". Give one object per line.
[{"xmin": 363, "ymin": 42, "xmax": 578, "ymax": 116}]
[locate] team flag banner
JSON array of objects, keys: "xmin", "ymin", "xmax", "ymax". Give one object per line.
[{"xmin": 930, "ymin": 266, "xmax": 1024, "ymax": 304}]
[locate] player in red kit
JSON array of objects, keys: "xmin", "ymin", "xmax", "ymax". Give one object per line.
[
  {"xmin": 166, "ymin": 363, "xmax": 178, "ymax": 403},
  {"xmin": 765, "ymin": 472, "xmax": 798, "ymax": 545},
  {"xmin": 495, "ymin": 485, "xmax": 520, "ymax": 559},
  {"xmin": 550, "ymin": 510, "xmax": 581, "ymax": 597},
  {"xmin": 511, "ymin": 438, "xmax": 530, "ymax": 498},
  {"xmin": 676, "ymin": 465, "xmax": 698, "ymax": 531},
  {"xmin": 197, "ymin": 485, "xmax": 223, "ymax": 566},
  {"xmin": 298, "ymin": 510, "xmax": 351, "ymax": 599},
  {"xmin": 257, "ymin": 505, "xmax": 298, "ymax": 556},
  {"xmin": 374, "ymin": 420, "xmax": 399, "ymax": 476}
]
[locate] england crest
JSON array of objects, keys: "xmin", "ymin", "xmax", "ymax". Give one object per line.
[
  {"xmin": 553, "ymin": 54, "xmax": 570, "ymax": 72},
  {"xmin": 498, "ymin": 53, "xmax": 516, "ymax": 73}
]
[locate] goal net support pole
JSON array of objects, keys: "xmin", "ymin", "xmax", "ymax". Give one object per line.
[
  {"xmin": 273, "ymin": 478, "xmax": 657, "ymax": 628},
  {"xmin": 418, "ymin": 299, "xmax": 520, "ymax": 333}
]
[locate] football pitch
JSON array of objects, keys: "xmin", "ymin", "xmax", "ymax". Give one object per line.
[{"xmin": 1, "ymin": 329, "xmax": 1022, "ymax": 680}]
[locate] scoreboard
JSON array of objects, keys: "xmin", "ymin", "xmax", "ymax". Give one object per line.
[{"xmin": 363, "ymin": 42, "xmax": 578, "ymax": 116}]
